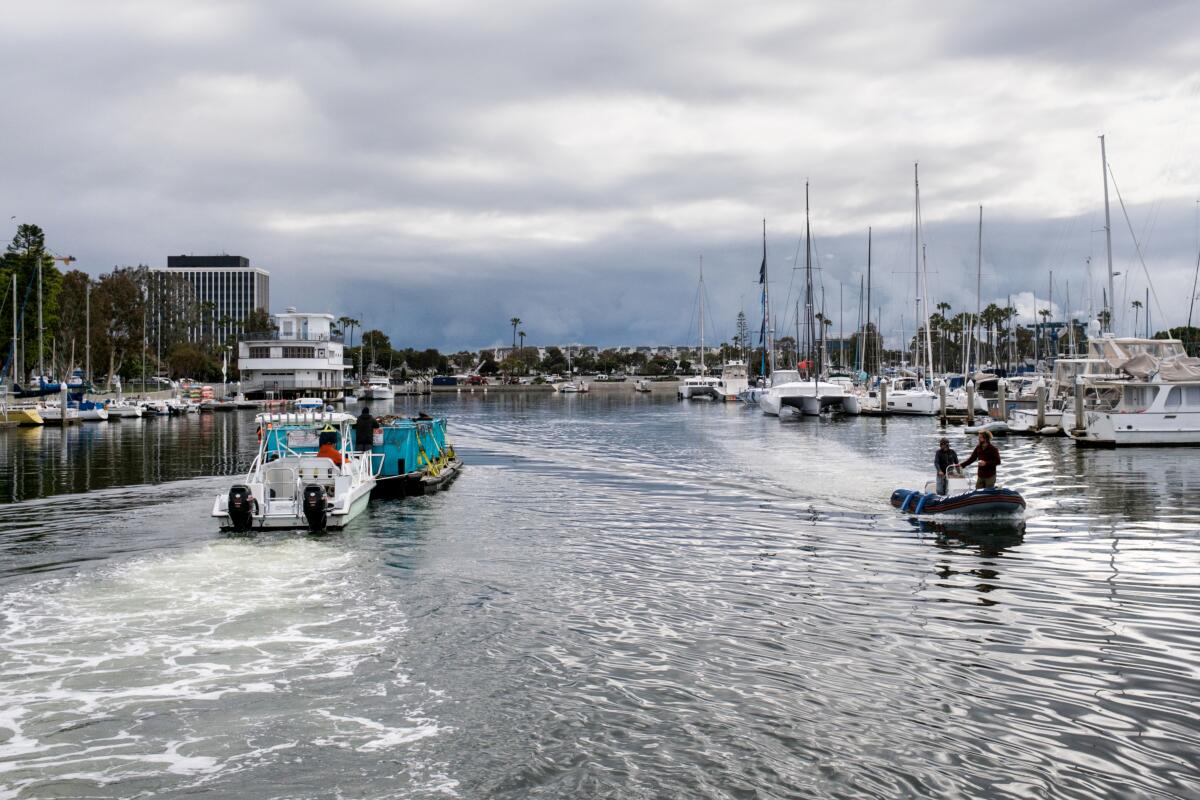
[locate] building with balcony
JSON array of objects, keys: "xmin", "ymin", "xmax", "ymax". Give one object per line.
[{"xmin": 237, "ymin": 309, "xmax": 345, "ymax": 400}]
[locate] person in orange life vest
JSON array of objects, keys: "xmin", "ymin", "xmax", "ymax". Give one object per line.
[{"xmin": 316, "ymin": 425, "xmax": 343, "ymax": 466}]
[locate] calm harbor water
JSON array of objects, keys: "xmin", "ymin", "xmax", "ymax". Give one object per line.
[{"xmin": 1, "ymin": 396, "xmax": 1198, "ymax": 799}]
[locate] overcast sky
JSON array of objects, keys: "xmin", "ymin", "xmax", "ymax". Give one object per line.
[{"xmin": 3, "ymin": 1, "xmax": 1199, "ymax": 350}]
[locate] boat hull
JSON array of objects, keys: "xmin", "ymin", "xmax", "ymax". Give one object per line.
[
  {"xmin": 1071, "ymin": 410, "xmax": 1200, "ymax": 447},
  {"xmin": 890, "ymin": 487, "xmax": 1026, "ymax": 517},
  {"xmin": 1, "ymin": 407, "xmax": 44, "ymax": 425},
  {"xmin": 213, "ymin": 484, "xmax": 373, "ymax": 531}
]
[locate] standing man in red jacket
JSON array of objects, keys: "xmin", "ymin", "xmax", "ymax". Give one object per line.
[{"xmin": 958, "ymin": 430, "xmax": 1001, "ymax": 489}]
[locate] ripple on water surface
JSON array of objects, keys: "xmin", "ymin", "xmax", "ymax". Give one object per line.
[
  {"xmin": 1, "ymin": 395, "xmax": 1199, "ymax": 799},
  {"xmin": 0, "ymin": 538, "xmax": 453, "ymax": 798}
]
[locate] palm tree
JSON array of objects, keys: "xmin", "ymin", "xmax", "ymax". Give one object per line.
[
  {"xmin": 518, "ymin": 330, "xmax": 526, "ymax": 350},
  {"xmin": 510, "ymin": 317, "xmax": 521, "ymax": 349},
  {"xmin": 1131, "ymin": 299, "xmax": 1143, "ymax": 337},
  {"xmin": 936, "ymin": 302, "xmax": 951, "ymax": 372},
  {"xmin": 340, "ymin": 316, "xmax": 361, "ymax": 376}
]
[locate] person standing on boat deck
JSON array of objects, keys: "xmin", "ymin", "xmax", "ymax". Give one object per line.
[
  {"xmin": 958, "ymin": 430, "xmax": 1001, "ymax": 489},
  {"xmin": 355, "ymin": 406, "xmax": 381, "ymax": 453},
  {"xmin": 934, "ymin": 437, "xmax": 959, "ymax": 495}
]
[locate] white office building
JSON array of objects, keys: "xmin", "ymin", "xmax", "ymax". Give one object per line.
[
  {"xmin": 151, "ymin": 255, "xmax": 270, "ymax": 343},
  {"xmin": 238, "ymin": 309, "xmax": 346, "ymax": 400}
]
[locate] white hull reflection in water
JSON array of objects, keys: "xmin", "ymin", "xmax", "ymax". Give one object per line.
[
  {"xmin": 3, "ymin": 397, "xmax": 1200, "ymax": 798},
  {"xmin": 0, "ymin": 539, "xmax": 454, "ymax": 798}
]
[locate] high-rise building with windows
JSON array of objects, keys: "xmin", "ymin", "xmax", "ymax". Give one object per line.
[{"xmin": 150, "ymin": 255, "xmax": 270, "ymax": 343}]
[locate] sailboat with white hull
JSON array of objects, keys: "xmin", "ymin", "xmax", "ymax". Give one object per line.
[
  {"xmin": 880, "ymin": 164, "xmax": 938, "ymax": 416},
  {"xmin": 760, "ymin": 184, "xmax": 859, "ymax": 417},
  {"xmin": 679, "ymin": 257, "xmax": 721, "ymax": 400}
]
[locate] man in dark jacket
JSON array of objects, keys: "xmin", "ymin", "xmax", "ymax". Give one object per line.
[
  {"xmin": 959, "ymin": 430, "xmax": 1001, "ymax": 489},
  {"xmin": 354, "ymin": 407, "xmax": 381, "ymax": 452},
  {"xmin": 934, "ymin": 437, "xmax": 959, "ymax": 495}
]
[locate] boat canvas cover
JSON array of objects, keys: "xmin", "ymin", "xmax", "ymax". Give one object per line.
[
  {"xmin": 1158, "ymin": 356, "xmax": 1200, "ymax": 382},
  {"xmin": 1118, "ymin": 353, "xmax": 1200, "ymax": 381}
]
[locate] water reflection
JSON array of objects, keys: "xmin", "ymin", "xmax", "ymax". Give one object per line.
[{"xmin": 0, "ymin": 413, "xmax": 260, "ymax": 503}]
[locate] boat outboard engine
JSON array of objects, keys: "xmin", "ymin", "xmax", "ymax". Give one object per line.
[
  {"xmin": 227, "ymin": 485, "xmax": 254, "ymax": 532},
  {"xmin": 302, "ymin": 484, "xmax": 327, "ymax": 532}
]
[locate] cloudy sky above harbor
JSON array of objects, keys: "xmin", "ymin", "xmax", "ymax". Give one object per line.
[{"xmin": 3, "ymin": 1, "xmax": 1200, "ymax": 351}]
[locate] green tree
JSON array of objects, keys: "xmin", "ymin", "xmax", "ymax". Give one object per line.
[
  {"xmin": 541, "ymin": 346, "xmax": 567, "ymax": 375},
  {"xmin": 245, "ymin": 307, "xmax": 275, "ymax": 334}
]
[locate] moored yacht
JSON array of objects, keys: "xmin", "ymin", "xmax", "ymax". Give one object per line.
[
  {"xmin": 212, "ymin": 411, "xmax": 377, "ymax": 531},
  {"xmin": 879, "ymin": 376, "xmax": 938, "ymax": 416},
  {"xmin": 759, "ymin": 370, "xmax": 859, "ymax": 416},
  {"xmin": 359, "ymin": 371, "xmax": 393, "ymax": 400},
  {"xmin": 714, "ymin": 360, "xmax": 749, "ymax": 402},
  {"xmin": 1065, "ymin": 342, "xmax": 1200, "ymax": 446},
  {"xmin": 678, "ymin": 375, "xmax": 720, "ymax": 400}
]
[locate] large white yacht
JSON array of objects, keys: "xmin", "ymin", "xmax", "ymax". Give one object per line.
[
  {"xmin": 1062, "ymin": 336, "xmax": 1200, "ymax": 446},
  {"xmin": 212, "ymin": 412, "xmax": 376, "ymax": 531}
]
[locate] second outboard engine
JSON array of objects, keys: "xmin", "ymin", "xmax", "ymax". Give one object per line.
[
  {"xmin": 227, "ymin": 485, "xmax": 254, "ymax": 532},
  {"xmin": 302, "ymin": 484, "xmax": 327, "ymax": 532}
]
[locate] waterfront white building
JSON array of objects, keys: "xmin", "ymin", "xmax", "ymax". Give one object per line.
[{"xmin": 238, "ymin": 309, "xmax": 345, "ymax": 400}]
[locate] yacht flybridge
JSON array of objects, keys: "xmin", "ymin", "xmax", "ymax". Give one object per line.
[{"xmin": 212, "ymin": 412, "xmax": 376, "ymax": 532}]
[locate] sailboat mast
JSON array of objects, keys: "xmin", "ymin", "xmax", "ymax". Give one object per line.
[
  {"xmin": 10, "ymin": 274, "xmax": 16, "ymax": 385},
  {"xmin": 914, "ymin": 164, "xmax": 933, "ymax": 379},
  {"xmin": 1049, "ymin": 270, "xmax": 1054, "ymax": 358},
  {"xmin": 804, "ymin": 182, "xmax": 816, "ymax": 380},
  {"xmin": 37, "ymin": 255, "xmax": 43, "ymax": 381},
  {"xmin": 857, "ymin": 275, "xmax": 864, "ymax": 372},
  {"xmin": 974, "ymin": 205, "xmax": 982, "ymax": 372},
  {"xmin": 866, "ymin": 228, "xmax": 872, "ymax": 374},
  {"xmin": 699, "ymin": 256, "xmax": 705, "ymax": 376},
  {"xmin": 839, "ymin": 281, "xmax": 843, "ymax": 371},
  {"xmin": 85, "ymin": 281, "xmax": 91, "ymax": 383},
  {"xmin": 762, "ymin": 219, "xmax": 775, "ymax": 375},
  {"xmin": 1100, "ymin": 134, "xmax": 1115, "ymax": 333}
]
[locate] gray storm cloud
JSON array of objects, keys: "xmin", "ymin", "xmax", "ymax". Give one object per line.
[{"xmin": 2, "ymin": 0, "xmax": 1198, "ymax": 350}]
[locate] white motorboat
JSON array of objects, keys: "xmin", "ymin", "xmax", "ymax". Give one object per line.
[
  {"xmin": 212, "ymin": 412, "xmax": 377, "ymax": 531},
  {"xmin": 759, "ymin": 370, "xmax": 859, "ymax": 416},
  {"xmin": 294, "ymin": 397, "xmax": 324, "ymax": 411},
  {"xmin": 142, "ymin": 400, "xmax": 171, "ymax": 416},
  {"xmin": 108, "ymin": 400, "xmax": 143, "ymax": 418},
  {"xmin": 556, "ymin": 381, "xmax": 589, "ymax": 394},
  {"xmin": 879, "ymin": 376, "xmax": 939, "ymax": 416},
  {"xmin": 946, "ymin": 386, "xmax": 990, "ymax": 415},
  {"xmin": 714, "ymin": 361, "xmax": 749, "ymax": 401},
  {"xmin": 40, "ymin": 403, "xmax": 81, "ymax": 425},
  {"xmin": 358, "ymin": 372, "xmax": 393, "ymax": 399},
  {"xmin": 633, "ymin": 379, "xmax": 652, "ymax": 393}
]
